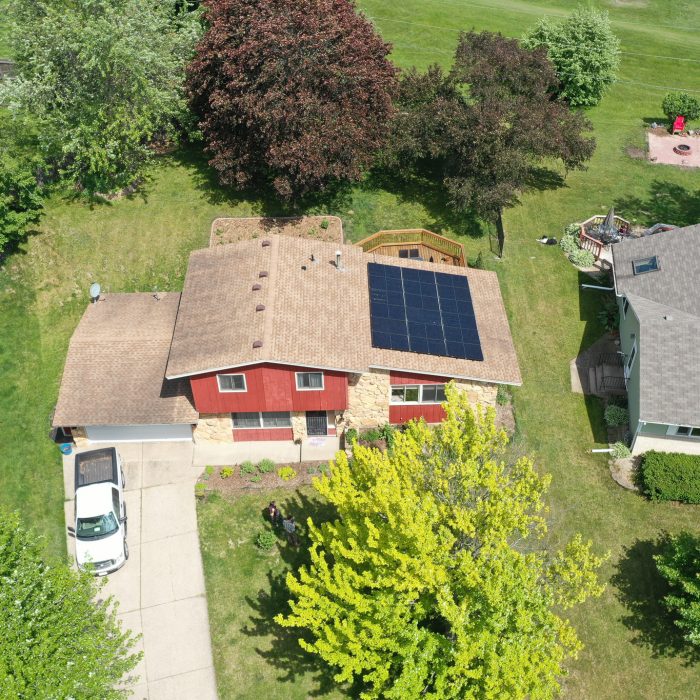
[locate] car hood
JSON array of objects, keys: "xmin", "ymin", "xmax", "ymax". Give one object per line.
[{"xmin": 75, "ymin": 529, "xmax": 124, "ymax": 566}]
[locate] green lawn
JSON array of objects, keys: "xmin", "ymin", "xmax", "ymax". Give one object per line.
[{"xmin": 1, "ymin": 0, "xmax": 700, "ymax": 696}]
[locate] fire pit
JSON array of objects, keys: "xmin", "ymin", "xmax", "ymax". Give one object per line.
[{"xmin": 673, "ymin": 143, "xmax": 692, "ymax": 156}]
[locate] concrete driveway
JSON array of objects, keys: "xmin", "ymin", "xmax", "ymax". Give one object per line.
[{"xmin": 63, "ymin": 442, "xmax": 218, "ymax": 700}]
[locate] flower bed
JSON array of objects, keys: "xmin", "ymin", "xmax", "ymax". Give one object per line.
[{"xmin": 209, "ymin": 215, "xmax": 343, "ymax": 246}]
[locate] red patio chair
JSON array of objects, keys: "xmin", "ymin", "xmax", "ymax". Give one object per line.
[{"xmin": 672, "ymin": 115, "xmax": 685, "ymax": 134}]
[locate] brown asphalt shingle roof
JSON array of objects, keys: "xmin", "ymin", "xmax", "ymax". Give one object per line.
[
  {"xmin": 166, "ymin": 236, "xmax": 521, "ymax": 385},
  {"xmin": 53, "ymin": 293, "xmax": 197, "ymax": 427}
]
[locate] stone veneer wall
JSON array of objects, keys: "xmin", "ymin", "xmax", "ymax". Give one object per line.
[
  {"xmin": 193, "ymin": 413, "xmax": 234, "ymax": 443},
  {"xmin": 342, "ymin": 370, "xmax": 391, "ymax": 431},
  {"xmin": 340, "ymin": 370, "xmax": 499, "ymax": 433},
  {"xmin": 291, "ymin": 412, "xmax": 307, "ymax": 441}
]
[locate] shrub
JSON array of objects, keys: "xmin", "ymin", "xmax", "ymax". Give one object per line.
[
  {"xmin": 278, "ymin": 466, "xmax": 297, "ymax": 481},
  {"xmin": 318, "ymin": 463, "xmax": 330, "ymax": 476},
  {"xmin": 469, "ymin": 251, "xmax": 485, "ymax": 269},
  {"xmin": 654, "ymin": 532, "xmax": 700, "ymax": 646},
  {"xmin": 306, "ymin": 465, "xmax": 318, "ymax": 475},
  {"xmin": 204, "ymin": 465, "xmax": 215, "ymax": 478},
  {"xmin": 496, "ymin": 385, "xmax": 511, "ymax": 406},
  {"xmin": 194, "ymin": 482, "xmax": 206, "ymax": 498},
  {"xmin": 564, "ymin": 222, "xmax": 580, "ymax": 237},
  {"xmin": 250, "ymin": 475, "xmax": 262, "ymax": 483},
  {"xmin": 640, "ymin": 451, "xmax": 700, "ymax": 503},
  {"xmin": 610, "ymin": 442, "xmax": 631, "ymax": 460},
  {"xmin": 378, "ymin": 423, "xmax": 396, "ymax": 448},
  {"xmin": 604, "ymin": 404, "xmax": 629, "ymax": 427},
  {"xmin": 344, "ymin": 428, "xmax": 358, "ymax": 443},
  {"xmin": 0, "ymin": 157, "xmax": 43, "ymax": 254},
  {"xmin": 240, "ymin": 460, "xmax": 256, "ymax": 475},
  {"xmin": 257, "ymin": 458, "xmax": 275, "ymax": 474},
  {"xmin": 255, "ymin": 529, "xmax": 277, "ymax": 551},
  {"xmin": 360, "ymin": 428, "xmax": 382, "ymax": 443},
  {"xmin": 597, "ymin": 298, "xmax": 620, "ymax": 333},
  {"xmin": 662, "ymin": 92, "xmax": 700, "ymax": 123},
  {"xmin": 568, "ymin": 248, "xmax": 595, "ymax": 268},
  {"xmin": 219, "ymin": 466, "xmax": 234, "ymax": 479},
  {"xmin": 320, "ymin": 218, "xmax": 330, "ymax": 230},
  {"xmin": 559, "ymin": 234, "xmax": 579, "ymax": 256}
]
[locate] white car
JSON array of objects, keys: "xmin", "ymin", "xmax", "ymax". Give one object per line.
[{"xmin": 70, "ymin": 448, "xmax": 128, "ymax": 576}]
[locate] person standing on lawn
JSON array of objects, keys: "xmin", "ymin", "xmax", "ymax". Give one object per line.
[{"xmin": 282, "ymin": 515, "xmax": 299, "ymax": 546}]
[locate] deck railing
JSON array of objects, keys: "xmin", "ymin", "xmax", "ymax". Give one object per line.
[
  {"xmin": 357, "ymin": 229, "xmax": 466, "ymax": 265},
  {"xmin": 578, "ymin": 227, "xmax": 604, "ymax": 259}
]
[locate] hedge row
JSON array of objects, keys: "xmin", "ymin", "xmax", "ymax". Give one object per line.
[{"xmin": 640, "ymin": 451, "xmax": 700, "ymax": 503}]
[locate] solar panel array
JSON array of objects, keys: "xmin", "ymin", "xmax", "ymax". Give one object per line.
[{"xmin": 367, "ymin": 262, "xmax": 484, "ymax": 361}]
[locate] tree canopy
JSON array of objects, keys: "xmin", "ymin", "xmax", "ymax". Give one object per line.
[
  {"xmin": 384, "ymin": 31, "xmax": 595, "ymax": 253},
  {"xmin": 187, "ymin": 0, "xmax": 397, "ymax": 199},
  {"xmin": 655, "ymin": 532, "xmax": 700, "ymax": 647},
  {"xmin": 0, "ymin": 154, "xmax": 42, "ymax": 255},
  {"xmin": 0, "ymin": 511, "xmax": 140, "ymax": 698},
  {"xmin": 1, "ymin": 0, "xmax": 201, "ymax": 193},
  {"xmin": 662, "ymin": 92, "xmax": 700, "ymax": 123},
  {"xmin": 523, "ymin": 6, "xmax": 620, "ymax": 107},
  {"xmin": 277, "ymin": 386, "xmax": 606, "ymax": 699}
]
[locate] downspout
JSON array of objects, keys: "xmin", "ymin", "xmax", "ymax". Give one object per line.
[{"xmin": 630, "ymin": 420, "xmax": 645, "ymax": 455}]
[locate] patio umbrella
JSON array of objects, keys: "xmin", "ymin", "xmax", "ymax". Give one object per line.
[{"xmin": 598, "ymin": 206, "xmax": 619, "ymax": 243}]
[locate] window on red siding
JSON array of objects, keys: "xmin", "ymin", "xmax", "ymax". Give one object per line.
[
  {"xmin": 217, "ymin": 374, "xmax": 246, "ymax": 392},
  {"xmin": 391, "ymin": 384, "xmax": 446, "ymax": 403},
  {"xmin": 296, "ymin": 372, "xmax": 324, "ymax": 390},
  {"xmin": 232, "ymin": 411, "xmax": 292, "ymax": 428}
]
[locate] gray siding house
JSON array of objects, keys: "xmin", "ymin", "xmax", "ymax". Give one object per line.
[{"xmin": 612, "ymin": 223, "xmax": 700, "ymax": 455}]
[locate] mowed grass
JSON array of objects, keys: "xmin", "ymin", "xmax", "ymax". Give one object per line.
[
  {"xmin": 198, "ymin": 488, "xmax": 345, "ymax": 700},
  {"xmin": 0, "ymin": 0, "xmax": 699, "ymax": 696}
]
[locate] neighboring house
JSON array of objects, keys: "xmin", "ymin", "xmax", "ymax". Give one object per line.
[
  {"xmin": 612, "ymin": 223, "xmax": 700, "ymax": 455},
  {"xmin": 53, "ymin": 235, "xmax": 521, "ymax": 448}
]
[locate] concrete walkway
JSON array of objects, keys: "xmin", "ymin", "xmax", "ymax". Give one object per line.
[{"xmin": 63, "ymin": 442, "xmax": 218, "ymax": 700}]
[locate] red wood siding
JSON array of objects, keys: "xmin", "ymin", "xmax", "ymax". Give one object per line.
[
  {"xmin": 389, "ymin": 371, "xmax": 448, "ymax": 385},
  {"xmin": 190, "ymin": 363, "xmax": 348, "ymax": 414},
  {"xmin": 233, "ymin": 428, "xmax": 294, "ymax": 441},
  {"xmin": 390, "ymin": 404, "xmax": 446, "ymax": 425}
]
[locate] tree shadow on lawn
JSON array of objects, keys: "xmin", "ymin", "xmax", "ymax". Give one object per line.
[
  {"xmin": 170, "ymin": 145, "xmax": 354, "ymax": 217},
  {"xmin": 241, "ymin": 489, "xmax": 347, "ymax": 697},
  {"xmin": 612, "ymin": 537, "xmax": 700, "ymax": 665},
  {"xmin": 615, "ymin": 180, "xmax": 700, "ymax": 229}
]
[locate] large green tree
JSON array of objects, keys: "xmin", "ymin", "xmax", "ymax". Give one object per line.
[
  {"xmin": 0, "ymin": 154, "xmax": 42, "ymax": 255},
  {"xmin": 0, "ymin": 511, "xmax": 140, "ymax": 698},
  {"xmin": 523, "ymin": 6, "xmax": 620, "ymax": 107},
  {"xmin": 655, "ymin": 532, "xmax": 700, "ymax": 647},
  {"xmin": 278, "ymin": 386, "xmax": 606, "ymax": 699},
  {"xmin": 1, "ymin": 0, "xmax": 200, "ymax": 193},
  {"xmin": 385, "ymin": 31, "xmax": 595, "ymax": 255}
]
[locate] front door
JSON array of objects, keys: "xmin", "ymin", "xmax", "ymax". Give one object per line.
[{"xmin": 306, "ymin": 411, "xmax": 327, "ymax": 436}]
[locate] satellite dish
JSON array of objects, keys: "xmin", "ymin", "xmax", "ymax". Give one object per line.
[{"xmin": 89, "ymin": 282, "xmax": 101, "ymax": 302}]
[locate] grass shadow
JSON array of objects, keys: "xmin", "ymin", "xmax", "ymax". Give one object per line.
[
  {"xmin": 615, "ymin": 180, "xmax": 700, "ymax": 228},
  {"xmin": 240, "ymin": 489, "xmax": 343, "ymax": 697},
  {"xmin": 611, "ymin": 537, "xmax": 700, "ymax": 664}
]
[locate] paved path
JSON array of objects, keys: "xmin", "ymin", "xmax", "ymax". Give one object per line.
[{"xmin": 64, "ymin": 442, "xmax": 218, "ymax": 700}]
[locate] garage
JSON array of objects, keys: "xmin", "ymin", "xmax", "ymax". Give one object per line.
[{"xmin": 86, "ymin": 424, "xmax": 193, "ymax": 443}]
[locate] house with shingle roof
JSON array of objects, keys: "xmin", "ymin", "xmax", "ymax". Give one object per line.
[
  {"xmin": 612, "ymin": 223, "xmax": 700, "ymax": 455},
  {"xmin": 53, "ymin": 233, "xmax": 521, "ymax": 453}
]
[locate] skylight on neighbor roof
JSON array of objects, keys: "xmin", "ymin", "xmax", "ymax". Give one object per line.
[{"xmin": 632, "ymin": 255, "xmax": 660, "ymax": 275}]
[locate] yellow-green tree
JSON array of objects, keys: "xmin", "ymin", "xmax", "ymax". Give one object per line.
[{"xmin": 277, "ymin": 385, "xmax": 606, "ymax": 699}]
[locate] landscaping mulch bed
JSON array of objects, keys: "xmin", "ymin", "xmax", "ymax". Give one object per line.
[
  {"xmin": 209, "ymin": 215, "xmax": 343, "ymax": 247},
  {"xmin": 201, "ymin": 460, "xmax": 331, "ymax": 496}
]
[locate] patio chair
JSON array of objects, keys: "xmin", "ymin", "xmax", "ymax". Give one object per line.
[{"xmin": 672, "ymin": 115, "xmax": 685, "ymax": 134}]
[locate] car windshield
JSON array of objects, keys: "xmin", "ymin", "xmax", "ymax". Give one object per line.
[{"xmin": 76, "ymin": 512, "xmax": 119, "ymax": 539}]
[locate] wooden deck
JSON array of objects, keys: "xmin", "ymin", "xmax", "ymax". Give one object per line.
[{"xmin": 356, "ymin": 229, "xmax": 466, "ymax": 266}]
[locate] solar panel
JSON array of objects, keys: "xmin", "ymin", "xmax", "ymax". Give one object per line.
[{"xmin": 367, "ymin": 262, "xmax": 484, "ymax": 361}]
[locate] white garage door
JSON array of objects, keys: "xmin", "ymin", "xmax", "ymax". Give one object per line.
[{"xmin": 86, "ymin": 424, "xmax": 193, "ymax": 443}]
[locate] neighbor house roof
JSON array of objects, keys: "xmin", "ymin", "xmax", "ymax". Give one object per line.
[
  {"xmin": 165, "ymin": 236, "xmax": 521, "ymax": 385},
  {"xmin": 613, "ymin": 224, "xmax": 700, "ymax": 426},
  {"xmin": 53, "ymin": 293, "xmax": 197, "ymax": 427}
]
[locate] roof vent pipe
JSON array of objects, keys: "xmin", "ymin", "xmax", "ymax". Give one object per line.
[
  {"xmin": 259, "ymin": 271, "xmax": 269, "ymax": 278},
  {"xmin": 255, "ymin": 304, "xmax": 265, "ymax": 312},
  {"xmin": 261, "ymin": 240, "xmax": 271, "ymax": 247},
  {"xmin": 253, "ymin": 340, "xmax": 263, "ymax": 348},
  {"xmin": 335, "ymin": 250, "xmax": 342, "ymax": 270},
  {"xmin": 252, "ymin": 283, "xmax": 262, "ymax": 291}
]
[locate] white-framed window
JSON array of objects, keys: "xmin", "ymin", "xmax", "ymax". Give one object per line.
[
  {"xmin": 621, "ymin": 296, "xmax": 629, "ymax": 319},
  {"xmin": 666, "ymin": 425, "xmax": 700, "ymax": 438},
  {"xmin": 217, "ymin": 373, "xmax": 247, "ymax": 392},
  {"xmin": 391, "ymin": 384, "xmax": 446, "ymax": 404},
  {"xmin": 296, "ymin": 372, "xmax": 324, "ymax": 390},
  {"xmin": 232, "ymin": 411, "xmax": 292, "ymax": 429}
]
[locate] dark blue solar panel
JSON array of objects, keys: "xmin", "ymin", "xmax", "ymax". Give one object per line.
[{"xmin": 367, "ymin": 262, "xmax": 483, "ymax": 361}]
